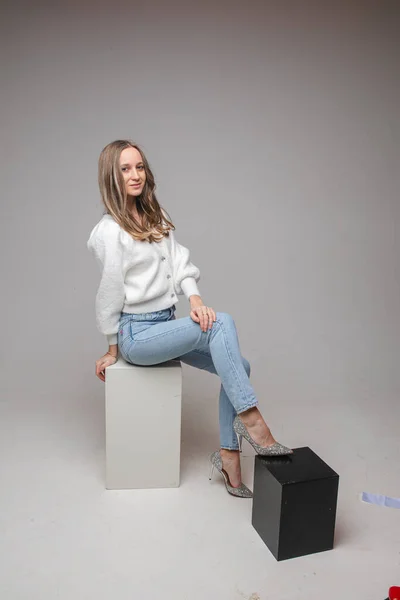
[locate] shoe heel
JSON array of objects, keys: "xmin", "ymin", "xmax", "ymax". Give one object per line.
[{"xmin": 209, "ymin": 463, "xmax": 215, "ymax": 481}]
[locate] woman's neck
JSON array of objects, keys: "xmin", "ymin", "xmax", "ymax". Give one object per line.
[{"xmin": 128, "ymin": 197, "xmax": 142, "ymax": 220}]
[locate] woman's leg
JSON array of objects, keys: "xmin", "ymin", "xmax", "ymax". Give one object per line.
[
  {"xmin": 121, "ymin": 311, "xmax": 281, "ymax": 449},
  {"xmin": 122, "ymin": 312, "xmax": 258, "ymax": 416},
  {"xmin": 178, "ymin": 347, "xmax": 251, "ymax": 450},
  {"xmin": 178, "ymin": 348, "xmax": 251, "ymax": 488}
]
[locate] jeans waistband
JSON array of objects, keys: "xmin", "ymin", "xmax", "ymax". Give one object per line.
[{"xmin": 120, "ymin": 304, "xmax": 176, "ymax": 322}]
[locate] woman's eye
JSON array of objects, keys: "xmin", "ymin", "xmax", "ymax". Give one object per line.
[{"xmin": 121, "ymin": 165, "xmax": 143, "ymax": 172}]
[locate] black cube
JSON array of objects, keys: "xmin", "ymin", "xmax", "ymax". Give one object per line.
[{"xmin": 252, "ymin": 447, "xmax": 339, "ymax": 561}]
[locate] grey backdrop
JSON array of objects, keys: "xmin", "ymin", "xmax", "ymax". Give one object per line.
[{"xmin": 1, "ymin": 0, "xmax": 399, "ymax": 466}]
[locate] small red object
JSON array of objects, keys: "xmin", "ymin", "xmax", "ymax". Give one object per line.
[{"xmin": 389, "ymin": 586, "xmax": 400, "ymax": 600}]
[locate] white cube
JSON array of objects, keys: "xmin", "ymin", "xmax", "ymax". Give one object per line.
[{"xmin": 105, "ymin": 357, "xmax": 182, "ymax": 489}]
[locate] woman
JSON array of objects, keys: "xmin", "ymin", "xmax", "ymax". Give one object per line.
[{"xmin": 87, "ymin": 139, "xmax": 292, "ymax": 499}]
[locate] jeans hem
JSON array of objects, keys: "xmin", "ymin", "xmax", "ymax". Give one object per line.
[
  {"xmin": 220, "ymin": 445, "xmax": 240, "ymax": 451},
  {"xmin": 236, "ymin": 400, "xmax": 258, "ymax": 414}
]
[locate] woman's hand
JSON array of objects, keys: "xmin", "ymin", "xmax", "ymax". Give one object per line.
[
  {"xmin": 95, "ymin": 352, "xmax": 117, "ymax": 382},
  {"xmin": 190, "ymin": 300, "xmax": 216, "ymax": 332}
]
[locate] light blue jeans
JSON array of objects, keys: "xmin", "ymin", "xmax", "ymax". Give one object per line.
[{"xmin": 117, "ymin": 305, "xmax": 258, "ymax": 450}]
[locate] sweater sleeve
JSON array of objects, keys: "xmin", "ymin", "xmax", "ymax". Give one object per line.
[
  {"xmin": 87, "ymin": 219, "xmax": 126, "ymax": 345},
  {"xmin": 169, "ymin": 228, "xmax": 201, "ymax": 299}
]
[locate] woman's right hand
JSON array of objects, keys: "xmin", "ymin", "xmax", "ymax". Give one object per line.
[{"xmin": 95, "ymin": 353, "xmax": 117, "ymax": 382}]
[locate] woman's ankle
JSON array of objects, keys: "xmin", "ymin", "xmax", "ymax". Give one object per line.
[
  {"xmin": 220, "ymin": 448, "xmax": 242, "ymax": 487},
  {"xmin": 238, "ymin": 408, "xmax": 276, "ymax": 446},
  {"xmin": 238, "ymin": 406, "xmax": 262, "ymax": 426},
  {"xmin": 220, "ymin": 448, "xmax": 240, "ymax": 457}
]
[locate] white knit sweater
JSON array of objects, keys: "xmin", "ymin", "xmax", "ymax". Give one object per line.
[{"xmin": 87, "ymin": 214, "xmax": 201, "ymax": 345}]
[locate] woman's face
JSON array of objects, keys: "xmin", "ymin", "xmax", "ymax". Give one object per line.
[{"xmin": 119, "ymin": 147, "xmax": 147, "ymax": 197}]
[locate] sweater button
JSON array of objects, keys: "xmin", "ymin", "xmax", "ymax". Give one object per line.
[
  {"xmin": 167, "ymin": 274, "xmax": 171, "ymax": 279},
  {"xmin": 161, "ymin": 256, "xmax": 166, "ymax": 261},
  {"xmin": 171, "ymin": 293, "xmax": 175, "ymax": 297}
]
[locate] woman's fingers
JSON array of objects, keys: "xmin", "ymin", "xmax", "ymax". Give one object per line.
[
  {"xmin": 95, "ymin": 355, "xmax": 116, "ymax": 382},
  {"xmin": 190, "ymin": 306, "xmax": 217, "ymax": 331},
  {"xmin": 204, "ymin": 310, "xmax": 213, "ymax": 331},
  {"xmin": 96, "ymin": 362, "xmax": 105, "ymax": 382},
  {"xmin": 198, "ymin": 307, "xmax": 217, "ymax": 331},
  {"xmin": 201, "ymin": 310, "xmax": 209, "ymax": 332},
  {"xmin": 204, "ymin": 308, "xmax": 216, "ymax": 331}
]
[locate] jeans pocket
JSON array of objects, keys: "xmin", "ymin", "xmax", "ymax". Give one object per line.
[{"xmin": 118, "ymin": 319, "xmax": 133, "ymax": 352}]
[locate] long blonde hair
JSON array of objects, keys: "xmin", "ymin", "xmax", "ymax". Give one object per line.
[{"xmin": 98, "ymin": 139, "xmax": 175, "ymax": 243}]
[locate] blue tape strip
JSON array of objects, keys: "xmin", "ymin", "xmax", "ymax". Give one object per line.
[{"xmin": 361, "ymin": 492, "xmax": 400, "ymax": 509}]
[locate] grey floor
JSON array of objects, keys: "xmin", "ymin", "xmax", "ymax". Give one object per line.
[{"xmin": 1, "ymin": 378, "xmax": 399, "ymax": 600}]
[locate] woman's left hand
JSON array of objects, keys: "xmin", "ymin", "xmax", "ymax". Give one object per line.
[{"xmin": 190, "ymin": 304, "xmax": 217, "ymax": 332}]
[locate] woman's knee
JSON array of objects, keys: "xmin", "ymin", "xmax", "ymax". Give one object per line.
[{"xmin": 215, "ymin": 311, "xmax": 235, "ymax": 327}]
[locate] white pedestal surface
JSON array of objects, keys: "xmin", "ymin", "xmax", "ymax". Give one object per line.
[{"xmin": 105, "ymin": 358, "xmax": 182, "ymax": 490}]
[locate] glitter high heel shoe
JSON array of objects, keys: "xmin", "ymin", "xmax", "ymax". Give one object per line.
[
  {"xmin": 209, "ymin": 451, "xmax": 253, "ymax": 498},
  {"xmin": 233, "ymin": 416, "xmax": 293, "ymax": 456}
]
